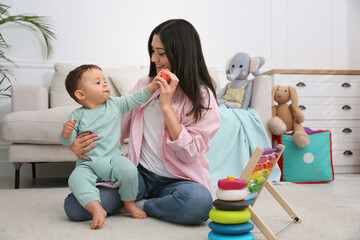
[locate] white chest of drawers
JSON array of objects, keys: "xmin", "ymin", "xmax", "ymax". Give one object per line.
[{"xmin": 264, "ymin": 69, "xmax": 360, "ymax": 173}]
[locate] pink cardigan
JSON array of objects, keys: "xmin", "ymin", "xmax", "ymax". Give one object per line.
[{"xmin": 121, "ymin": 76, "xmax": 221, "ymax": 193}]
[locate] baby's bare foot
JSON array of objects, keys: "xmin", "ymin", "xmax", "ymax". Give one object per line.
[
  {"xmin": 124, "ymin": 201, "xmax": 147, "ymax": 219},
  {"xmin": 85, "ymin": 200, "xmax": 107, "ymax": 229},
  {"xmin": 90, "ymin": 207, "xmax": 107, "ymax": 229}
]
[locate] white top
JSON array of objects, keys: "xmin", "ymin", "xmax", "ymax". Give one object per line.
[{"xmin": 139, "ymin": 98, "xmax": 179, "ymax": 179}]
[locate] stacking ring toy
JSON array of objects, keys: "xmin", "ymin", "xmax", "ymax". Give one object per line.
[
  {"xmin": 209, "ymin": 208, "xmax": 251, "ymax": 224},
  {"xmin": 216, "ymin": 188, "xmax": 247, "ymax": 201},
  {"xmin": 213, "ymin": 199, "xmax": 249, "ymax": 211},
  {"xmin": 208, "ymin": 231, "xmax": 255, "ymax": 240},
  {"xmin": 218, "ymin": 178, "xmax": 248, "ymax": 190},
  {"xmin": 208, "ymin": 221, "xmax": 254, "ymax": 235}
]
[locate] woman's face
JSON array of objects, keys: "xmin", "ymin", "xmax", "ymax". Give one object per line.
[{"xmin": 151, "ymin": 34, "xmax": 171, "ymax": 73}]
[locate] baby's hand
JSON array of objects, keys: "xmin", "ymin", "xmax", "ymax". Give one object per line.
[
  {"xmin": 147, "ymin": 74, "xmax": 164, "ymax": 93},
  {"xmin": 62, "ymin": 119, "xmax": 77, "ymax": 139}
]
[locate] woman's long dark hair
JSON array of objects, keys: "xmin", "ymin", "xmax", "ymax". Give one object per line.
[{"xmin": 147, "ymin": 19, "xmax": 217, "ymax": 122}]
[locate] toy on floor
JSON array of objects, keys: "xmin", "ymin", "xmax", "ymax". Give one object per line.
[
  {"xmin": 268, "ymin": 85, "xmax": 310, "ymax": 148},
  {"xmin": 208, "ymin": 145, "xmax": 302, "ymax": 240},
  {"xmin": 217, "ymin": 52, "xmax": 265, "ymax": 110},
  {"xmin": 208, "ymin": 176, "xmax": 255, "ymax": 240},
  {"xmin": 240, "ymin": 145, "xmax": 302, "ymax": 240}
]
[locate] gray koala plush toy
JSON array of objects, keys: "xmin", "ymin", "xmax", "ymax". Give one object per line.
[{"xmin": 217, "ymin": 52, "xmax": 265, "ymax": 109}]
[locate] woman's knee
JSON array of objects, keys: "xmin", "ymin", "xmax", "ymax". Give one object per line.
[
  {"xmin": 64, "ymin": 193, "xmax": 92, "ymax": 221},
  {"xmin": 174, "ymin": 183, "xmax": 213, "ymax": 224},
  {"xmin": 64, "ymin": 187, "xmax": 122, "ymax": 221},
  {"xmin": 98, "ymin": 186, "xmax": 123, "ymax": 214}
]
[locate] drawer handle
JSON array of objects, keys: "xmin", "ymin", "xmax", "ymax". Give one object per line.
[
  {"xmin": 296, "ymin": 82, "xmax": 306, "ymax": 87},
  {"xmin": 342, "ymin": 105, "xmax": 352, "ymax": 110},
  {"xmin": 342, "ymin": 128, "xmax": 352, "ymax": 133},
  {"xmin": 343, "ymin": 150, "xmax": 353, "ymax": 156},
  {"xmin": 298, "ymin": 105, "xmax": 306, "ymax": 110},
  {"xmin": 341, "ymin": 82, "xmax": 351, "ymax": 88}
]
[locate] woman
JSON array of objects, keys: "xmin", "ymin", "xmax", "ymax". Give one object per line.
[{"xmin": 64, "ymin": 19, "xmax": 221, "ymax": 225}]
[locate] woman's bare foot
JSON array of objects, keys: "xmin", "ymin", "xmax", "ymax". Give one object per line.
[
  {"xmin": 85, "ymin": 200, "xmax": 107, "ymax": 229},
  {"xmin": 124, "ymin": 201, "xmax": 147, "ymax": 219}
]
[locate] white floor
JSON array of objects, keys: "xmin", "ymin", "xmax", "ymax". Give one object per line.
[
  {"xmin": 300, "ymin": 173, "xmax": 360, "ymax": 200},
  {"xmin": 1, "ymin": 174, "xmax": 360, "ymax": 201}
]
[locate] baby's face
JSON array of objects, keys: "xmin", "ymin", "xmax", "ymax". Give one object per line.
[{"xmin": 78, "ymin": 68, "xmax": 110, "ymax": 107}]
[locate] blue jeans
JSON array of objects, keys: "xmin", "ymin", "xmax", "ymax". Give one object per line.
[{"xmin": 64, "ymin": 164, "xmax": 213, "ymax": 225}]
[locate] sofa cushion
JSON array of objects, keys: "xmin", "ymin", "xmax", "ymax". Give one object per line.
[
  {"xmin": 49, "ymin": 63, "xmax": 139, "ymax": 108},
  {"xmin": 8, "ymin": 144, "xmax": 77, "ymax": 163},
  {"xmin": 208, "ymin": 67, "xmax": 221, "ymax": 92},
  {"xmin": 108, "ymin": 67, "xmax": 149, "ymax": 96},
  {"xmin": 1, "ymin": 106, "xmax": 78, "ymax": 144},
  {"xmin": 49, "ymin": 63, "xmax": 221, "ymax": 108},
  {"xmin": 49, "ymin": 63, "xmax": 80, "ymax": 108}
]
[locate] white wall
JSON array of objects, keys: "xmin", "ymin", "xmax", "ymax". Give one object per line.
[{"xmin": 0, "ymin": 0, "xmax": 359, "ymax": 179}]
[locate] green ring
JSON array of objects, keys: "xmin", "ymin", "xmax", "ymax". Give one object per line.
[{"xmin": 209, "ymin": 208, "xmax": 251, "ymax": 224}]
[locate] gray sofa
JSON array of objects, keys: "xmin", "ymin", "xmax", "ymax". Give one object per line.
[{"xmin": 1, "ymin": 63, "xmax": 272, "ymax": 188}]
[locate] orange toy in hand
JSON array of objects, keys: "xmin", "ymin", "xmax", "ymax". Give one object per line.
[{"xmin": 161, "ymin": 69, "xmax": 170, "ymax": 82}]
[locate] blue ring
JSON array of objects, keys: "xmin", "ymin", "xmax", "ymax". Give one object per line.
[
  {"xmin": 208, "ymin": 221, "xmax": 254, "ymax": 235},
  {"xmin": 208, "ymin": 231, "xmax": 255, "ymax": 240}
]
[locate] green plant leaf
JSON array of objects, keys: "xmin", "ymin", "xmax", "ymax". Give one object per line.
[
  {"xmin": 0, "ymin": 15, "xmax": 57, "ymax": 58},
  {"xmin": 0, "ymin": 4, "xmax": 57, "ymax": 97}
]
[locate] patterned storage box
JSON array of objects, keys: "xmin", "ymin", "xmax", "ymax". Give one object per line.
[{"xmin": 273, "ymin": 128, "xmax": 334, "ymax": 183}]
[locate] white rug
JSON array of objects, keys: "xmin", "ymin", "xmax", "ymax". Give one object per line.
[{"xmin": 0, "ymin": 184, "xmax": 359, "ymax": 240}]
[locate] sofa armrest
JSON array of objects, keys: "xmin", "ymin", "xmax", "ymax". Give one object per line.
[
  {"xmin": 12, "ymin": 84, "xmax": 49, "ymax": 112},
  {"xmin": 250, "ymin": 75, "xmax": 272, "ymax": 139}
]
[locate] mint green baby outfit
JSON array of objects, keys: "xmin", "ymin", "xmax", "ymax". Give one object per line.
[{"xmin": 59, "ymin": 87, "xmax": 151, "ymax": 207}]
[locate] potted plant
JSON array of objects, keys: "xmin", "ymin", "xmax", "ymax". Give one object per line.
[{"xmin": 0, "ymin": 4, "xmax": 56, "ymax": 97}]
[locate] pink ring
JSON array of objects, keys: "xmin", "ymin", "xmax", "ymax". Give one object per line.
[{"xmin": 218, "ymin": 178, "xmax": 248, "ymax": 190}]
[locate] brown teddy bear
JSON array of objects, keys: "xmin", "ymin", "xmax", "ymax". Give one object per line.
[{"xmin": 268, "ymin": 85, "xmax": 310, "ymax": 148}]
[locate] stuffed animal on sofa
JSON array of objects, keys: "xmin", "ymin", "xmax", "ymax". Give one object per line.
[
  {"xmin": 217, "ymin": 52, "xmax": 265, "ymax": 109},
  {"xmin": 268, "ymin": 85, "xmax": 310, "ymax": 148}
]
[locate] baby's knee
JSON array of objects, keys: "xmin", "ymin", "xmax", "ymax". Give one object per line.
[{"xmin": 114, "ymin": 161, "xmax": 138, "ymax": 181}]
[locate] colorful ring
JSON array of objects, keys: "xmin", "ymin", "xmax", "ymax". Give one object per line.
[
  {"xmin": 218, "ymin": 178, "xmax": 248, "ymax": 190},
  {"xmin": 208, "ymin": 221, "xmax": 254, "ymax": 235},
  {"xmin": 216, "ymin": 189, "xmax": 247, "ymax": 201},
  {"xmin": 208, "ymin": 231, "xmax": 255, "ymax": 240},
  {"xmin": 209, "ymin": 208, "xmax": 251, "ymax": 224},
  {"xmin": 213, "ymin": 199, "xmax": 249, "ymax": 211}
]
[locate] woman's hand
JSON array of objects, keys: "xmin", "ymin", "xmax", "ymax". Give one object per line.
[
  {"xmin": 70, "ymin": 132, "xmax": 99, "ymax": 161},
  {"xmin": 156, "ymin": 71, "xmax": 181, "ymax": 140},
  {"xmin": 156, "ymin": 71, "xmax": 179, "ymax": 110}
]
